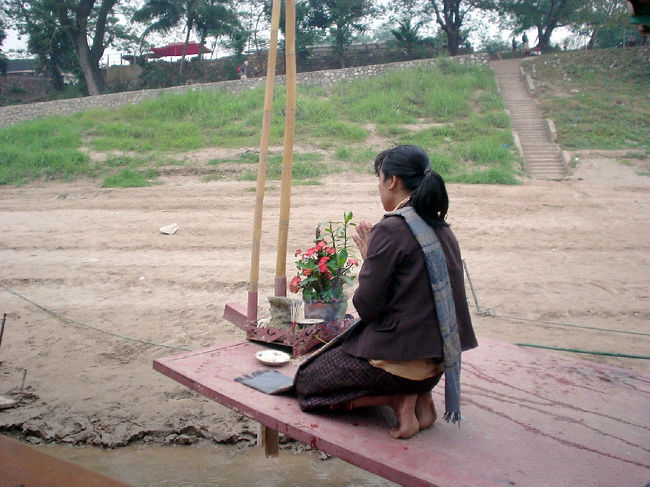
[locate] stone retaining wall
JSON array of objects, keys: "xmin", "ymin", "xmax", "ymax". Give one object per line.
[{"xmin": 0, "ymin": 53, "xmax": 489, "ymax": 128}]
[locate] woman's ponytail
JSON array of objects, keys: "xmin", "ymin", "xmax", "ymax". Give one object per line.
[{"xmin": 411, "ymin": 169, "xmax": 449, "ymax": 228}]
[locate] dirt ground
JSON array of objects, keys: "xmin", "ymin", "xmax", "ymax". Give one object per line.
[{"xmin": 0, "ymin": 153, "xmax": 648, "ymax": 448}]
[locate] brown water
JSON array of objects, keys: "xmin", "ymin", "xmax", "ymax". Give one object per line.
[{"xmin": 36, "ymin": 442, "xmax": 399, "ymax": 486}]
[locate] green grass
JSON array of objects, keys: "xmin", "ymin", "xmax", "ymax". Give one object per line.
[
  {"xmin": 0, "ymin": 117, "xmax": 90, "ymax": 185},
  {"xmin": 102, "ymin": 168, "xmax": 159, "ymax": 187},
  {"xmin": 1, "ymin": 60, "xmax": 524, "ymax": 186},
  {"xmin": 524, "ymin": 48, "xmax": 650, "ymax": 151},
  {"xmin": 239, "ymin": 153, "xmax": 327, "ymax": 182}
]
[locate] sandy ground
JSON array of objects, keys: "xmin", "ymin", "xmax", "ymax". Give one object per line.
[{"xmin": 0, "ymin": 154, "xmax": 648, "ymax": 448}]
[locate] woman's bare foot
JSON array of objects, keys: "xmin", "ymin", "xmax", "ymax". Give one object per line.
[
  {"xmin": 388, "ymin": 394, "xmax": 419, "ymax": 439},
  {"xmin": 415, "ymin": 392, "xmax": 437, "ymax": 430},
  {"xmin": 347, "ymin": 394, "xmax": 420, "ymax": 439}
]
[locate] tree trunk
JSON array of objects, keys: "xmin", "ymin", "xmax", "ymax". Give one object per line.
[
  {"xmin": 74, "ymin": 34, "xmax": 102, "ymax": 96},
  {"xmin": 180, "ymin": 25, "xmax": 192, "ymax": 76},
  {"xmin": 447, "ymin": 28, "xmax": 459, "ymax": 56},
  {"xmin": 537, "ymin": 26, "xmax": 553, "ymax": 50},
  {"xmin": 334, "ymin": 28, "xmax": 346, "ymax": 68},
  {"xmin": 49, "ymin": 63, "xmax": 65, "ymax": 91},
  {"xmin": 587, "ymin": 25, "xmax": 599, "ymax": 49}
]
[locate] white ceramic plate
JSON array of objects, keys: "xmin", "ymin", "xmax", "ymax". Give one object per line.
[
  {"xmin": 296, "ymin": 318, "xmax": 324, "ymax": 328},
  {"xmin": 255, "ymin": 350, "xmax": 291, "ymax": 366}
]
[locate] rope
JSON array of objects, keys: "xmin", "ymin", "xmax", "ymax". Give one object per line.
[
  {"xmin": 480, "ymin": 309, "xmax": 650, "ymax": 337},
  {"xmin": 461, "ymin": 259, "xmax": 649, "ymax": 337},
  {"xmin": 0, "ymin": 282, "xmax": 191, "ymax": 352},
  {"xmin": 515, "ymin": 343, "xmax": 650, "ymax": 360}
]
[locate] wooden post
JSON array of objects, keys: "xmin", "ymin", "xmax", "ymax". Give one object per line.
[
  {"xmin": 255, "ymin": 0, "xmax": 284, "ymax": 458},
  {"xmin": 275, "ymin": 0, "xmax": 297, "ymax": 299},
  {"xmin": 248, "ymin": 0, "xmax": 282, "ymax": 324}
]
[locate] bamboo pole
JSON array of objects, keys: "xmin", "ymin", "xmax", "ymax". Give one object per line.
[
  {"xmin": 257, "ymin": 0, "xmax": 285, "ymax": 459},
  {"xmin": 247, "ymin": 0, "xmax": 282, "ymax": 324},
  {"xmin": 275, "ymin": 0, "xmax": 297, "ymax": 297}
]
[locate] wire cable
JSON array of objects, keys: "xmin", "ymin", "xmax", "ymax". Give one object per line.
[
  {"xmin": 515, "ymin": 343, "xmax": 650, "ymax": 360},
  {"xmin": 0, "ymin": 282, "xmax": 191, "ymax": 352},
  {"xmin": 488, "ymin": 310, "xmax": 649, "ymax": 337}
]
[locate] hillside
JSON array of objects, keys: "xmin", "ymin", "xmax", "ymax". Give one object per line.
[{"xmin": 522, "ymin": 47, "xmax": 649, "ymax": 156}]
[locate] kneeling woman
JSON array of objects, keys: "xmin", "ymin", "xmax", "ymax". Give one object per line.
[{"xmin": 294, "ymin": 145, "xmax": 478, "ymax": 439}]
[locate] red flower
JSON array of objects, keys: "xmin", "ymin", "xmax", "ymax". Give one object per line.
[
  {"xmin": 316, "ymin": 240, "xmax": 326, "ymax": 250},
  {"xmin": 325, "ymin": 246, "xmax": 336, "ymax": 255},
  {"xmin": 318, "ymin": 256, "xmax": 330, "ymax": 272},
  {"xmin": 348, "ymin": 258, "xmax": 358, "ymax": 266},
  {"xmin": 294, "ymin": 249, "xmax": 302, "ymax": 257},
  {"xmin": 306, "ymin": 247, "xmax": 317, "ymax": 257},
  {"xmin": 289, "ymin": 276, "xmax": 301, "ymax": 293},
  {"xmin": 302, "ymin": 268, "xmax": 312, "ymax": 277}
]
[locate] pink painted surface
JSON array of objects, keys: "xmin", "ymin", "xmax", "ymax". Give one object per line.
[{"xmin": 153, "ymin": 338, "xmax": 650, "ymax": 487}]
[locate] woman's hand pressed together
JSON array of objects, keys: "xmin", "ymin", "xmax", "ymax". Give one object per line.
[{"xmin": 352, "ymin": 220, "xmax": 372, "ymax": 260}]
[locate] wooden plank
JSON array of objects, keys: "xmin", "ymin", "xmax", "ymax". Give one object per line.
[
  {"xmin": 154, "ymin": 338, "xmax": 650, "ymax": 487},
  {"xmin": 0, "ymin": 435, "xmax": 132, "ymax": 487},
  {"xmin": 223, "ymin": 302, "xmax": 250, "ymax": 331}
]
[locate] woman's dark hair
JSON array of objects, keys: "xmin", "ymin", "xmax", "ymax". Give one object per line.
[{"xmin": 374, "ymin": 145, "xmax": 449, "ymax": 227}]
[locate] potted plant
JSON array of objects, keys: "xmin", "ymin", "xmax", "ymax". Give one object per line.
[{"xmin": 289, "ymin": 211, "xmax": 359, "ymax": 322}]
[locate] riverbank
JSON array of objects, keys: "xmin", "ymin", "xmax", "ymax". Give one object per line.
[{"xmin": 1, "ymin": 154, "xmax": 648, "ymax": 448}]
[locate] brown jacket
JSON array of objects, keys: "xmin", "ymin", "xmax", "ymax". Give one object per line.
[{"xmin": 342, "ymin": 212, "xmax": 478, "ymax": 361}]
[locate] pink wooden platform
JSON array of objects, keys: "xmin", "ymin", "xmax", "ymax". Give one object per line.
[{"xmin": 154, "ymin": 338, "xmax": 650, "ymax": 487}]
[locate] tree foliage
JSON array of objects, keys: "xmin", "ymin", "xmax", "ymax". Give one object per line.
[
  {"xmin": 18, "ymin": 0, "xmax": 79, "ymax": 90},
  {"xmin": 132, "ymin": 0, "xmax": 239, "ymax": 75},
  {"xmin": 0, "ymin": 12, "xmax": 7, "ymax": 47},
  {"xmin": 571, "ymin": 0, "xmax": 630, "ymax": 49},
  {"xmin": 391, "ymin": 19, "xmax": 425, "ymax": 56},
  {"xmin": 305, "ymin": 0, "xmax": 375, "ymax": 68},
  {"xmin": 261, "ymin": 0, "xmax": 320, "ymax": 63},
  {"xmin": 424, "ymin": 0, "xmax": 477, "ymax": 55},
  {"xmin": 5, "ymin": 0, "xmax": 124, "ymax": 95},
  {"xmin": 0, "ymin": 12, "xmax": 6, "ymax": 76},
  {"xmin": 481, "ymin": 0, "xmax": 582, "ymax": 50}
]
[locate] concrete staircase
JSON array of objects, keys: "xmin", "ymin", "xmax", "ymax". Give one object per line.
[{"xmin": 490, "ymin": 58, "xmax": 567, "ymax": 180}]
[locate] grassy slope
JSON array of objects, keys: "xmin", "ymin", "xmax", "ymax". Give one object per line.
[
  {"xmin": 523, "ymin": 47, "xmax": 649, "ymax": 153},
  {"xmin": 3, "ymin": 48, "xmax": 646, "ymax": 187},
  {"xmin": 0, "ymin": 60, "xmax": 520, "ymax": 186}
]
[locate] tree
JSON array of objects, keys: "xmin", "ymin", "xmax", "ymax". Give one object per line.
[
  {"xmin": 7, "ymin": 0, "xmax": 78, "ymax": 90},
  {"xmin": 0, "ymin": 13, "xmax": 7, "ymax": 76},
  {"xmin": 133, "ymin": 0, "xmax": 238, "ymax": 75},
  {"xmin": 0, "ymin": 12, "xmax": 7, "ymax": 46},
  {"xmin": 483, "ymin": 0, "xmax": 582, "ymax": 50},
  {"xmin": 306, "ymin": 0, "xmax": 375, "ymax": 68},
  {"xmin": 571, "ymin": 0, "xmax": 629, "ymax": 49},
  {"xmin": 424, "ymin": 0, "xmax": 477, "ymax": 56},
  {"xmin": 61, "ymin": 0, "xmax": 120, "ymax": 95},
  {"xmin": 237, "ymin": 0, "xmax": 271, "ymax": 55},
  {"xmin": 6, "ymin": 0, "xmax": 121, "ymax": 95},
  {"xmin": 391, "ymin": 19, "xmax": 425, "ymax": 57},
  {"xmin": 264, "ymin": 0, "xmax": 323, "ymax": 63},
  {"xmin": 194, "ymin": 0, "xmax": 240, "ymax": 57}
]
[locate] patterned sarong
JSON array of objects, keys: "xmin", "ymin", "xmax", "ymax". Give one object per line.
[{"xmin": 294, "ymin": 346, "xmax": 441, "ymax": 410}]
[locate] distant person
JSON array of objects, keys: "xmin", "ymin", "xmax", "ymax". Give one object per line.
[
  {"xmin": 512, "ymin": 38, "xmax": 517, "ymax": 52},
  {"xmin": 239, "ymin": 60, "xmax": 248, "ymax": 80},
  {"xmin": 522, "ymin": 33, "xmax": 530, "ymax": 56}
]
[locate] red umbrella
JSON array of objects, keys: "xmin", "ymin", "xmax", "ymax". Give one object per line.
[{"xmin": 150, "ymin": 42, "xmax": 211, "ymax": 58}]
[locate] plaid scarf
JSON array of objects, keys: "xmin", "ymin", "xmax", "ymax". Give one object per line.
[{"xmin": 390, "ymin": 207, "xmax": 462, "ymax": 424}]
